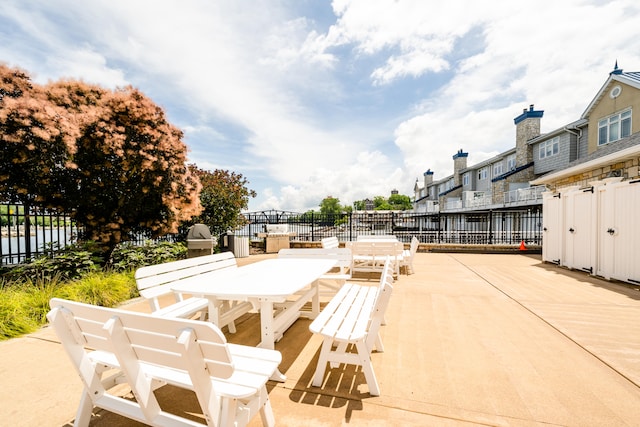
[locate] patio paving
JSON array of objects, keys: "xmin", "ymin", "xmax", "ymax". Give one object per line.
[{"xmin": 1, "ymin": 252, "xmax": 639, "ymax": 426}]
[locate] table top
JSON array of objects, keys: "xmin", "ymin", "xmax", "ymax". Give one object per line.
[{"xmin": 171, "ymin": 258, "xmax": 336, "ymax": 301}]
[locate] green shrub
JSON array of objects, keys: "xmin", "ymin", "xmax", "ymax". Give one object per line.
[
  {"xmin": 110, "ymin": 241, "xmax": 187, "ymax": 271},
  {"xmin": 5, "ymin": 243, "xmax": 100, "ymax": 282}
]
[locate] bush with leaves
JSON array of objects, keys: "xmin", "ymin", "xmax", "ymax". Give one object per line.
[
  {"xmin": 4, "ymin": 244, "xmax": 100, "ymax": 282},
  {"xmin": 109, "ymin": 241, "xmax": 187, "ymax": 271}
]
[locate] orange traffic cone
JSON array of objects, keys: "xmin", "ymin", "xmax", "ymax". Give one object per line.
[{"xmin": 519, "ymin": 241, "xmax": 527, "ymax": 251}]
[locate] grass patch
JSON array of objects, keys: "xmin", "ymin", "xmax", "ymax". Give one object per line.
[{"xmin": 0, "ymin": 270, "xmax": 137, "ymax": 340}]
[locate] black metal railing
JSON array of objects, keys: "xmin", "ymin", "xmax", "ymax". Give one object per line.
[
  {"xmin": 1, "ymin": 205, "xmax": 543, "ymax": 265},
  {"xmin": 239, "ymin": 208, "xmax": 542, "ymax": 246},
  {"xmin": 1, "ymin": 203, "xmax": 79, "ymax": 265}
]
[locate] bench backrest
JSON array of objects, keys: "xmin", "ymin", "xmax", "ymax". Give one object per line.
[
  {"xmin": 406, "ymin": 236, "xmax": 419, "ymax": 259},
  {"xmin": 278, "ymin": 247, "xmax": 352, "ymax": 276},
  {"xmin": 367, "ymin": 257, "xmax": 394, "ymax": 348},
  {"xmin": 135, "ymin": 252, "xmax": 237, "ymax": 308},
  {"xmin": 346, "ymin": 240, "xmax": 403, "ymax": 257},
  {"xmin": 320, "ymin": 236, "xmax": 339, "ymax": 249},
  {"xmin": 356, "ymin": 234, "xmax": 397, "ymax": 241},
  {"xmin": 47, "ymin": 297, "xmax": 235, "ymax": 425}
]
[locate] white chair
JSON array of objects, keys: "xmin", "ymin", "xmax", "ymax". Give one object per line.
[{"xmin": 401, "ymin": 237, "xmax": 419, "ymax": 275}]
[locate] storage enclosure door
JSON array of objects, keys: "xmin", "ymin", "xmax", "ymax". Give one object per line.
[
  {"xmin": 562, "ymin": 186, "xmax": 597, "ymax": 274},
  {"xmin": 599, "ymin": 179, "xmax": 640, "ymax": 284},
  {"xmin": 542, "ymin": 191, "xmax": 563, "ymax": 264}
]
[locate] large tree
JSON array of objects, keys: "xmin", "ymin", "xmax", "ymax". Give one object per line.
[
  {"xmin": 185, "ymin": 165, "xmax": 256, "ymax": 237},
  {"xmin": 0, "ymin": 64, "xmax": 78, "ymax": 208},
  {"xmin": 0, "ymin": 64, "xmax": 203, "ymax": 259},
  {"xmin": 51, "ymin": 83, "xmax": 202, "ymax": 256}
]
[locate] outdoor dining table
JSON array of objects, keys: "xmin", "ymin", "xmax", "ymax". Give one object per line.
[{"xmin": 171, "ymin": 257, "xmax": 336, "ymax": 380}]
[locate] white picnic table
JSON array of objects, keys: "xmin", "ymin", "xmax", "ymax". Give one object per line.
[{"xmin": 171, "ymin": 258, "xmax": 335, "ymax": 379}]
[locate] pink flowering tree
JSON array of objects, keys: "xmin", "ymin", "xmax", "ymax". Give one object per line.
[{"xmin": 0, "ymin": 64, "xmax": 203, "ymax": 260}]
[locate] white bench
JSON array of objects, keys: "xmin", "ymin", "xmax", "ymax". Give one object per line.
[
  {"xmin": 401, "ymin": 236, "xmax": 419, "ymax": 275},
  {"xmin": 277, "ymin": 248, "xmax": 352, "ymax": 296},
  {"xmin": 308, "ymin": 259, "xmax": 394, "ymax": 396},
  {"xmin": 135, "ymin": 252, "xmax": 253, "ymax": 333},
  {"xmin": 320, "ymin": 236, "xmax": 339, "ymax": 249},
  {"xmin": 48, "ymin": 298, "xmax": 282, "ymax": 427},
  {"xmin": 345, "ymin": 240, "xmax": 403, "ymax": 277},
  {"xmin": 356, "ymin": 234, "xmax": 397, "ymax": 241}
]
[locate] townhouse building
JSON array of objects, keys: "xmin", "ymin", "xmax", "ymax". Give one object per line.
[{"xmin": 412, "ymin": 62, "xmax": 640, "ymax": 251}]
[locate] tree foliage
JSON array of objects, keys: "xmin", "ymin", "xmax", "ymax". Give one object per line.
[
  {"xmin": 0, "ymin": 64, "xmax": 202, "ymax": 259},
  {"xmin": 352, "ymin": 193, "xmax": 413, "ymax": 211},
  {"xmin": 0, "ymin": 65, "xmax": 78, "ymax": 207},
  {"xmin": 319, "ymin": 196, "xmax": 342, "ymax": 216},
  {"xmin": 185, "ymin": 165, "xmax": 256, "ymax": 237}
]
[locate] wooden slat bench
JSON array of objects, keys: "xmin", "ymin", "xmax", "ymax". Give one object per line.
[
  {"xmin": 48, "ymin": 298, "xmax": 282, "ymax": 427},
  {"xmin": 135, "ymin": 252, "xmax": 253, "ymax": 333},
  {"xmin": 320, "ymin": 236, "xmax": 339, "ymax": 249},
  {"xmin": 308, "ymin": 259, "xmax": 394, "ymax": 396},
  {"xmin": 345, "ymin": 240, "xmax": 403, "ymax": 278}
]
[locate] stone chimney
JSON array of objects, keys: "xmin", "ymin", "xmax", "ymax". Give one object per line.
[
  {"xmin": 423, "ymin": 169, "xmax": 434, "ymax": 187},
  {"xmin": 513, "ymin": 104, "xmax": 543, "ymax": 165},
  {"xmin": 452, "ymin": 149, "xmax": 468, "ymax": 186}
]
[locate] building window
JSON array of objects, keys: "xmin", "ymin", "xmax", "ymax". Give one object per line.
[
  {"xmin": 598, "ymin": 109, "xmax": 631, "ymax": 145},
  {"xmin": 462, "ymin": 172, "xmax": 469, "ymax": 186},
  {"xmin": 539, "ymin": 137, "xmax": 559, "ymax": 159},
  {"xmin": 493, "ymin": 162, "xmax": 503, "ymax": 177},
  {"xmin": 478, "ymin": 167, "xmax": 488, "ymax": 180},
  {"xmin": 507, "ymin": 154, "xmax": 516, "ymax": 170}
]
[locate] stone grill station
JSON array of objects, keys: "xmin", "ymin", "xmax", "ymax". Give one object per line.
[{"xmin": 257, "ymin": 224, "xmax": 295, "ymax": 253}]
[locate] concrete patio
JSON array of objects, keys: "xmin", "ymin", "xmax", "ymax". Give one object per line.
[{"xmin": 2, "ymin": 252, "xmax": 640, "ymax": 426}]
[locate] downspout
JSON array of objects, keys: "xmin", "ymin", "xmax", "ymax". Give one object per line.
[{"xmin": 564, "ymin": 126, "xmax": 582, "ymax": 160}]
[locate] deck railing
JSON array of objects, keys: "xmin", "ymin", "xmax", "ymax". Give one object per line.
[{"xmin": 1, "ymin": 204, "xmax": 543, "ymax": 265}]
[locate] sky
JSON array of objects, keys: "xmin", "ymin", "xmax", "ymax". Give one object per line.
[{"xmin": 2, "ymin": 0, "xmax": 640, "ymax": 212}]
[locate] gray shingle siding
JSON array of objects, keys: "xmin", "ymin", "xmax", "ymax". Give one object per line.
[{"xmin": 533, "ymin": 133, "xmax": 575, "ymax": 174}]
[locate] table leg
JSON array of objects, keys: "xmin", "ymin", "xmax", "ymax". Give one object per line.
[
  {"xmin": 258, "ymin": 300, "xmax": 287, "ymax": 382},
  {"xmin": 311, "ymin": 280, "xmax": 320, "ymax": 319},
  {"xmin": 258, "ymin": 300, "xmax": 275, "ymax": 350},
  {"xmin": 207, "ymin": 298, "xmax": 221, "ymax": 327}
]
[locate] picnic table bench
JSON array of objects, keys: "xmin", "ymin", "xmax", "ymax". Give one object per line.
[
  {"xmin": 48, "ymin": 298, "xmax": 282, "ymax": 427},
  {"xmin": 345, "ymin": 240, "xmax": 403, "ymax": 277},
  {"xmin": 135, "ymin": 252, "xmax": 252, "ymax": 333},
  {"xmin": 320, "ymin": 236, "xmax": 340, "ymax": 249},
  {"xmin": 308, "ymin": 259, "xmax": 394, "ymax": 396}
]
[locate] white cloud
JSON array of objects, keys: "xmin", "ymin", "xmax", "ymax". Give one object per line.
[{"xmin": 2, "ymin": 0, "xmax": 640, "ymax": 212}]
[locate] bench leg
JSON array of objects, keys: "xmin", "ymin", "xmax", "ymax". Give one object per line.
[
  {"xmin": 355, "ymin": 340, "xmax": 380, "ymax": 396},
  {"xmin": 258, "ymin": 386, "xmax": 276, "ymax": 427},
  {"xmin": 331, "ymin": 342, "xmax": 348, "ymax": 368},
  {"xmin": 312, "ymin": 339, "xmax": 333, "ymax": 387},
  {"xmin": 73, "ymin": 390, "xmax": 93, "ymax": 427}
]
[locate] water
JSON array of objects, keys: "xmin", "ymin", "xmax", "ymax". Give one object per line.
[{"xmin": 1, "ymin": 228, "xmax": 75, "ymax": 263}]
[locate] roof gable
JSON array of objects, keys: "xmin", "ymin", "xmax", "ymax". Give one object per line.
[{"xmin": 582, "ymin": 66, "xmax": 640, "ymax": 119}]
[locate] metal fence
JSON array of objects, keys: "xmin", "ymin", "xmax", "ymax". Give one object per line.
[
  {"xmin": 240, "ymin": 208, "xmax": 543, "ymax": 246},
  {"xmin": 1, "ymin": 202, "xmax": 79, "ymax": 265},
  {"xmin": 1, "ymin": 204, "xmax": 543, "ymax": 265}
]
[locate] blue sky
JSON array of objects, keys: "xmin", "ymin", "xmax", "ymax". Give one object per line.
[{"xmin": 2, "ymin": 0, "xmax": 640, "ymax": 212}]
